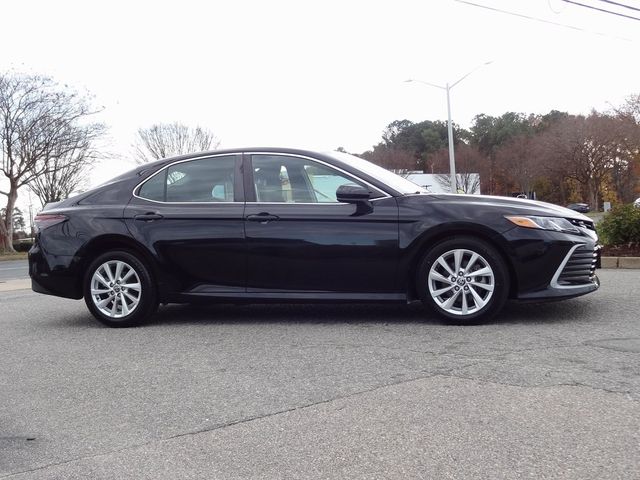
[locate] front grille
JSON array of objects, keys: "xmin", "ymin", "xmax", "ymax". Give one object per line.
[{"xmin": 558, "ymin": 246, "xmax": 598, "ymax": 285}]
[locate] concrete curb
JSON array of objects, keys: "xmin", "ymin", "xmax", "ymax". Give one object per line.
[
  {"xmin": 601, "ymin": 257, "xmax": 640, "ymax": 269},
  {"xmin": 0, "ymin": 279, "xmax": 31, "ymax": 292}
]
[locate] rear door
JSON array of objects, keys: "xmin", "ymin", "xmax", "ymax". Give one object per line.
[{"xmin": 125, "ymin": 154, "xmax": 246, "ymax": 294}]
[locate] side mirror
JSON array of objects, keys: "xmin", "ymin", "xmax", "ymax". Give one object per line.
[{"xmin": 336, "ymin": 184, "xmax": 371, "ymax": 204}]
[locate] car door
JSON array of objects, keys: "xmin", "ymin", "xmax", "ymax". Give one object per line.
[
  {"xmin": 125, "ymin": 154, "xmax": 246, "ymax": 293},
  {"xmin": 243, "ymin": 153, "xmax": 400, "ymax": 295}
]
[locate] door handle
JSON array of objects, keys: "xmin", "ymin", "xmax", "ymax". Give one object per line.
[
  {"xmin": 134, "ymin": 212, "xmax": 164, "ymax": 221},
  {"xmin": 246, "ymin": 213, "xmax": 280, "ymax": 223}
]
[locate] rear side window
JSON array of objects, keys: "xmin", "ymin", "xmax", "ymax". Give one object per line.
[
  {"xmin": 138, "ymin": 170, "xmax": 166, "ymax": 201},
  {"xmin": 137, "ymin": 156, "xmax": 236, "ymax": 202}
]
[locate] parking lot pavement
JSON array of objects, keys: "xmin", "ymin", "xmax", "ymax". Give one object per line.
[{"xmin": 1, "ymin": 270, "xmax": 639, "ymax": 479}]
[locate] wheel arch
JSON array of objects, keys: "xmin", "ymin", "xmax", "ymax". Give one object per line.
[
  {"xmin": 405, "ymin": 225, "xmax": 518, "ymax": 301},
  {"xmin": 76, "ymin": 234, "xmax": 158, "ymax": 296}
]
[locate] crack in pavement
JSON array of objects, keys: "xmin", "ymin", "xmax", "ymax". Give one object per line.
[
  {"xmin": 0, "ymin": 373, "xmax": 439, "ymax": 478},
  {"xmin": 438, "ymin": 372, "xmax": 638, "ymax": 401},
  {"xmin": 2, "ymin": 371, "xmax": 637, "ymax": 478},
  {"xmin": 295, "ymin": 341, "xmax": 617, "ymax": 361}
]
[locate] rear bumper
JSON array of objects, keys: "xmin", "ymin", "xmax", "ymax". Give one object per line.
[
  {"xmin": 31, "ymin": 277, "xmax": 64, "ymax": 297},
  {"xmin": 28, "ymin": 244, "xmax": 83, "ymax": 300}
]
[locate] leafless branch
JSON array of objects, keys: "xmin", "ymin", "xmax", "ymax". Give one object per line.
[
  {"xmin": 0, "ymin": 72, "xmax": 106, "ymax": 251},
  {"xmin": 133, "ymin": 122, "xmax": 220, "ymax": 164}
]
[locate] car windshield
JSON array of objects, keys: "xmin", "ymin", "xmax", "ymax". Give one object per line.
[{"xmin": 326, "ymin": 151, "xmax": 427, "ymax": 195}]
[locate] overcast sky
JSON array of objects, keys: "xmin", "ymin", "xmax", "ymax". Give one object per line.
[{"xmin": 1, "ymin": 0, "xmax": 639, "ymax": 206}]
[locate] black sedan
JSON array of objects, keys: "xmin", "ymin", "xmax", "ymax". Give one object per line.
[
  {"xmin": 566, "ymin": 203, "xmax": 590, "ymax": 213},
  {"xmin": 29, "ymin": 148, "xmax": 600, "ymax": 327}
]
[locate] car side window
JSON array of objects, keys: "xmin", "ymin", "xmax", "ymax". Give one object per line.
[
  {"xmin": 138, "ymin": 170, "xmax": 166, "ymax": 202},
  {"xmin": 138, "ymin": 156, "xmax": 236, "ymax": 202},
  {"xmin": 252, "ymin": 155, "xmax": 371, "ymax": 203},
  {"xmin": 303, "ymin": 163, "xmax": 360, "ymax": 203}
]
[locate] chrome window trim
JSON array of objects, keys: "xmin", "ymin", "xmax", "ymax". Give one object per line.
[
  {"xmin": 550, "ymin": 243, "xmax": 590, "ymax": 289},
  {"xmin": 246, "ymin": 197, "xmax": 390, "ymax": 206},
  {"xmin": 246, "ymin": 151, "xmax": 392, "ymax": 203},
  {"xmin": 132, "ymin": 153, "xmax": 243, "ymax": 205},
  {"xmin": 131, "ymin": 197, "xmax": 241, "ymax": 205}
]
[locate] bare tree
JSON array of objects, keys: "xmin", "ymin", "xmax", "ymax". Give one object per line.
[
  {"xmin": 0, "ymin": 207, "xmax": 25, "ymax": 234},
  {"xmin": 133, "ymin": 122, "xmax": 220, "ymax": 164},
  {"xmin": 538, "ymin": 113, "xmax": 637, "ymax": 210},
  {"xmin": 611, "ymin": 94, "xmax": 640, "ymax": 203},
  {"xmin": 0, "ymin": 72, "xmax": 105, "ymax": 252},
  {"xmin": 616, "ymin": 93, "xmax": 640, "ymax": 124},
  {"xmin": 29, "ymin": 144, "xmax": 101, "ymax": 206},
  {"xmin": 434, "ymin": 171, "xmax": 481, "ymax": 194},
  {"xmin": 494, "ymin": 135, "xmax": 544, "ymax": 196},
  {"xmin": 432, "ymin": 144, "xmax": 485, "ymax": 194}
]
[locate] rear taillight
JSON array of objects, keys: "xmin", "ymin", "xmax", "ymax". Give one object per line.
[{"xmin": 34, "ymin": 214, "xmax": 67, "ymax": 232}]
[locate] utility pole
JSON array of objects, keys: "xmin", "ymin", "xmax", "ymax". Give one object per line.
[{"xmin": 405, "ymin": 61, "xmax": 493, "ymax": 193}]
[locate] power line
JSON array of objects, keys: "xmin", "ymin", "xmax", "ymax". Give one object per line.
[
  {"xmin": 561, "ymin": 0, "xmax": 640, "ymax": 20},
  {"xmin": 595, "ymin": 0, "xmax": 640, "ymax": 13},
  {"xmin": 453, "ymin": 0, "xmax": 633, "ymax": 40},
  {"xmin": 548, "ymin": 0, "xmax": 568, "ymax": 14}
]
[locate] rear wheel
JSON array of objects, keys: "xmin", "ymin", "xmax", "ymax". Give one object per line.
[
  {"xmin": 84, "ymin": 250, "xmax": 158, "ymax": 327},
  {"xmin": 417, "ymin": 237, "xmax": 509, "ymax": 324}
]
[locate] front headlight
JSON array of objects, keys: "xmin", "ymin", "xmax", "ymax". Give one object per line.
[{"xmin": 505, "ymin": 215, "xmax": 580, "ymax": 234}]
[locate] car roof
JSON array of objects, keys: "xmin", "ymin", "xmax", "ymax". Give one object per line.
[
  {"xmin": 115, "ymin": 147, "xmax": 343, "ymax": 183},
  {"xmin": 156, "ymin": 147, "xmax": 329, "ymax": 164}
]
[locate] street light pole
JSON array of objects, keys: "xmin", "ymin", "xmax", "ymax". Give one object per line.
[
  {"xmin": 445, "ymin": 83, "xmax": 456, "ymax": 193},
  {"xmin": 405, "ymin": 61, "xmax": 492, "ymax": 194}
]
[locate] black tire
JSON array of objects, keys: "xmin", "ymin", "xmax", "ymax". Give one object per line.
[
  {"xmin": 417, "ymin": 236, "xmax": 509, "ymax": 325},
  {"xmin": 83, "ymin": 250, "xmax": 158, "ymax": 327}
]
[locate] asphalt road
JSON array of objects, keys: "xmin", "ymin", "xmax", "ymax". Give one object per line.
[
  {"xmin": 1, "ymin": 269, "xmax": 639, "ymax": 479},
  {"xmin": 0, "ymin": 260, "xmax": 28, "ymax": 282}
]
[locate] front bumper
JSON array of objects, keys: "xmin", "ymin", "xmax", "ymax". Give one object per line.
[
  {"xmin": 516, "ymin": 242, "xmax": 601, "ymax": 301},
  {"xmin": 500, "ymin": 223, "xmax": 601, "ymax": 302},
  {"xmin": 517, "ymin": 274, "xmax": 599, "ymax": 301}
]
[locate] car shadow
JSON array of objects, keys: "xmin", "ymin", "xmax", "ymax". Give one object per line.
[
  {"xmin": 149, "ymin": 302, "xmax": 432, "ymax": 327},
  {"xmin": 55, "ymin": 298, "xmax": 598, "ymax": 329},
  {"xmin": 142, "ymin": 299, "xmax": 595, "ymax": 328}
]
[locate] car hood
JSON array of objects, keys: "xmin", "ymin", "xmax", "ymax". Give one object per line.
[{"xmin": 410, "ymin": 193, "xmax": 592, "ymax": 221}]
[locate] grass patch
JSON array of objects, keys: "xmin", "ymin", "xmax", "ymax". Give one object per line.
[{"xmin": 0, "ymin": 251, "xmax": 28, "ymax": 261}]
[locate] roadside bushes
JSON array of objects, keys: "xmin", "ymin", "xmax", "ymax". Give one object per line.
[
  {"xmin": 12, "ymin": 242, "xmax": 33, "ymax": 252},
  {"xmin": 598, "ymin": 204, "xmax": 640, "ymax": 246}
]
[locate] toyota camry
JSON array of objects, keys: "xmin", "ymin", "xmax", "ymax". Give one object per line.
[{"xmin": 29, "ymin": 148, "xmax": 600, "ymax": 327}]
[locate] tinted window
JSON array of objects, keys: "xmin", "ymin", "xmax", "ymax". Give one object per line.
[
  {"xmin": 138, "ymin": 170, "xmax": 166, "ymax": 202},
  {"xmin": 252, "ymin": 155, "xmax": 371, "ymax": 203},
  {"xmin": 303, "ymin": 164, "xmax": 360, "ymax": 203},
  {"xmin": 138, "ymin": 156, "xmax": 236, "ymax": 202}
]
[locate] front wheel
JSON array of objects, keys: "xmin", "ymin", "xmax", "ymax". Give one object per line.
[
  {"xmin": 417, "ymin": 237, "xmax": 509, "ymax": 324},
  {"xmin": 83, "ymin": 250, "xmax": 158, "ymax": 327}
]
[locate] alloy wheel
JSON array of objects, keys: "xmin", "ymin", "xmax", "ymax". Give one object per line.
[
  {"xmin": 427, "ymin": 248, "xmax": 495, "ymax": 316},
  {"xmin": 90, "ymin": 260, "xmax": 142, "ymax": 318}
]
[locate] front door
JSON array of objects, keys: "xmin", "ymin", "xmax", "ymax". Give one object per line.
[{"xmin": 243, "ymin": 153, "xmax": 399, "ymax": 294}]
